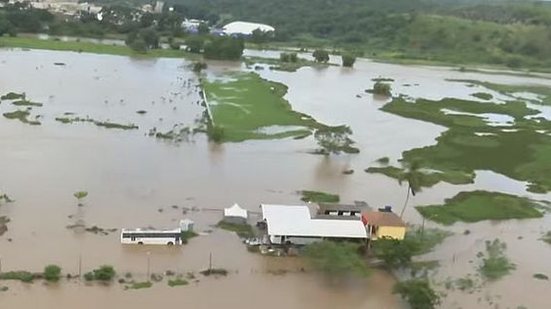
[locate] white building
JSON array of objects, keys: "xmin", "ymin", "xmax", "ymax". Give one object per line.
[
  {"xmin": 223, "ymin": 203, "xmax": 248, "ymax": 224},
  {"xmin": 261, "ymin": 204, "xmax": 367, "ymax": 245},
  {"xmin": 222, "ymin": 21, "xmax": 275, "ymax": 36}
]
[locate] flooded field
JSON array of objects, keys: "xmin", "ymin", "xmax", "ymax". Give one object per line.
[{"xmin": 1, "ymin": 49, "xmax": 550, "ymax": 308}]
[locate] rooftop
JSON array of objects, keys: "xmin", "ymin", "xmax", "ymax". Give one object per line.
[
  {"xmin": 222, "ymin": 21, "xmax": 275, "ymax": 35},
  {"xmin": 261, "ymin": 204, "xmax": 367, "ymax": 239},
  {"xmin": 362, "ymin": 211, "xmax": 406, "ymax": 227}
]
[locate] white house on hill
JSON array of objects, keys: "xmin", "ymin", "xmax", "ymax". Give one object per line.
[{"xmin": 222, "ymin": 21, "xmax": 275, "ymax": 36}]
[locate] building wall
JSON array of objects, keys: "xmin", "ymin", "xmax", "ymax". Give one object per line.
[{"xmin": 376, "ymin": 226, "xmax": 406, "ymax": 240}]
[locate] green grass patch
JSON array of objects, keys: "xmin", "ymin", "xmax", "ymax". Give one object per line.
[
  {"xmin": 0, "ymin": 92, "xmax": 25, "ymax": 100},
  {"xmin": 202, "ymin": 72, "xmax": 326, "ymax": 142},
  {"xmin": 448, "ymin": 79, "xmax": 551, "ymax": 106},
  {"xmin": 0, "ymin": 36, "xmax": 198, "ymax": 60},
  {"xmin": 12, "ymin": 100, "xmax": 42, "ymax": 107},
  {"xmin": 300, "ymin": 190, "xmax": 340, "ymax": 203},
  {"xmin": 3, "ymin": 110, "xmax": 40, "ymax": 125},
  {"xmin": 167, "ymin": 278, "xmax": 189, "ymax": 287},
  {"xmin": 127, "ymin": 281, "xmax": 153, "ymax": 289},
  {"xmin": 416, "ymin": 191, "xmax": 543, "ymax": 225},
  {"xmin": 379, "ymin": 96, "xmax": 551, "ymax": 192},
  {"xmin": 478, "ymin": 239, "xmax": 515, "ymax": 281},
  {"xmin": 366, "ymin": 166, "xmax": 474, "ymax": 188},
  {"xmin": 216, "ymin": 221, "xmax": 254, "ymax": 238},
  {"xmin": 541, "ymin": 231, "xmax": 551, "ymax": 245},
  {"xmin": 471, "ymin": 92, "xmax": 493, "ymax": 100},
  {"xmin": 0, "ymin": 271, "xmax": 36, "ymax": 283},
  {"xmin": 533, "ymin": 273, "xmax": 549, "ymax": 280},
  {"xmin": 376, "ymin": 157, "xmax": 390, "ymax": 164},
  {"xmin": 180, "ymin": 230, "xmax": 198, "ymax": 244}
]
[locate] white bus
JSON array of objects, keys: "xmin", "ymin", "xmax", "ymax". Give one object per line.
[{"xmin": 120, "ymin": 228, "xmax": 182, "ymax": 245}]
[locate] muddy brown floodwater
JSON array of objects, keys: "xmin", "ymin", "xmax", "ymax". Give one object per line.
[{"xmin": 0, "ymin": 48, "xmax": 550, "ymax": 308}]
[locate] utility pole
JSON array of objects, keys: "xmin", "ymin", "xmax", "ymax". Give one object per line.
[
  {"xmin": 209, "ymin": 252, "xmax": 212, "ymax": 271},
  {"xmin": 78, "ymin": 254, "xmax": 82, "ymax": 279},
  {"xmin": 146, "ymin": 251, "xmax": 151, "ymax": 281}
]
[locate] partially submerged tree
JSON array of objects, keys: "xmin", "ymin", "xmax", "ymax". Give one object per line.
[
  {"xmin": 341, "ymin": 54, "xmax": 356, "ymax": 67},
  {"xmin": 394, "ymin": 279, "xmax": 441, "ymax": 309},
  {"xmin": 399, "ymin": 160, "xmax": 423, "ymax": 218},
  {"xmin": 373, "ymin": 81, "xmax": 392, "ymax": 96},
  {"xmin": 74, "ymin": 191, "xmax": 88, "ymax": 207},
  {"xmin": 372, "ymin": 237, "xmax": 417, "ymax": 269},
  {"xmin": 312, "ymin": 49, "xmax": 329, "ymax": 63},
  {"xmin": 314, "ymin": 126, "xmax": 359, "ymax": 155},
  {"xmin": 43, "ymin": 265, "xmax": 62, "ymax": 282},
  {"xmin": 304, "ymin": 241, "xmax": 370, "ymax": 277}
]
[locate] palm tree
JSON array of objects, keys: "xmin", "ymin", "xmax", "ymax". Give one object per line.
[{"xmin": 399, "ymin": 161, "xmax": 422, "ymax": 218}]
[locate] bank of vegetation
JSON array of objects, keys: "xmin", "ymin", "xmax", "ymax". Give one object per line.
[{"xmin": 2, "ymin": 1, "xmax": 551, "ymax": 70}]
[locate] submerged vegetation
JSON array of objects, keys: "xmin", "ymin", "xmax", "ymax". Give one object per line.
[
  {"xmin": 393, "ymin": 279, "xmax": 441, "ymax": 309},
  {"xmin": 216, "ymin": 221, "xmax": 254, "ymax": 238},
  {"xmin": 541, "ymin": 231, "xmax": 551, "ymax": 245},
  {"xmin": 372, "ymin": 96, "xmax": 551, "ymax": 193},
  {"xmin": 478, "ymin": 239, "xmax": 515, "ymax": 281},
  {"xmin": 3, "ymin": 110, "xmax": 40, "ymax": 125},
  {"xmin": 304, "ymin": 241, "xmax": 370, "ymax": 277},
  {"xmin": 449, "ymin": 79, "xmax": 551, "ymax": 106},
  {"xmin": 416, "ymin": 191, "xmax": 543, "ymax": 225},
  {"xmin": 0, "ymin": 92, "xmax": 25, "ymax": 100},
  {"xmin": 55, "ymin": 115, "xmax": 138, "ymax": 130},
  {"xmin": 84, "ymin": 265, "xmax": 116, "ymax": 282},
  {"xmin": 203, "ymin": 72, "xmax": 325, "ymax": 142},
  {"xmin": 300, "ymin": 190, "xmax": 340, "ymax": 203}
]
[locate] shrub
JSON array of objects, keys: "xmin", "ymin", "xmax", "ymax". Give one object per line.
[
  {"xmin": 208, "ymin": 125, "xmax": 225, "ymax": 142},
  {"xmin": 394, "ymin": 279, "xmax": 441, "ymax": 309},
  {"xmin": 0, "ymin": 271, "xmax": 35, "ymax": 283},
  {"xmin": 280, "ymin": 52, "xmax": 298, "ymax": 63},
  {"xmin": 44, "ymin": 265, "xmax": 62, "ymax": 282},
  {"xmin": 304, "ymin": 241, "xmax": 370, "ymax": 277},
  {"xmin": 312, "ymin": 49, "xmax": 329, "ymax": 63},
  {"xmin": 372, "ymin": 81, "xmax": 392, "ymax": 96},
  {"xmin": 341, "ymin": 54, "xmax": 356, "ymax": 67},
  {"xmin": 192, "ymin": 61, "xmax": 207, "ymax": 73},
  {"xmin": 168, "ymin": 278, "xmax": 189, "ymax": 287},
  {"xmin": 85, "ymin": 265, "xmax": 116, "ymax": 282}
]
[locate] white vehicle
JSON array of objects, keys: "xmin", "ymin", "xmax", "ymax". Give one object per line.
[{"xmin": 121, "ymin": 220, "xmax": 194, "ymax": 246}]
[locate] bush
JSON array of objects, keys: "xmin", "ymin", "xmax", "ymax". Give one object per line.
[
  {"xmin": 203, "ymin": 36, "xmax": 244, "ymax": 60},
  {"xmin": 208, "ymin": 125, "xmax": 225, "ymax": 142},
  {"xmin": 312, "ymin": 49, "xmax": 329, "ymax": 63},
  {"xmin": 304, "ymin": 241, "xmax": 370, "ymax": 277},
  {"xmin": 185, "ymin": 36, "xmax": 204, "ymax": 53},
  {"xmin": 280, "ymin": 52, "xmax": 298, "ymax": 63},
  {"xmin": 168, "ymin": 278, "xmax": 189, "ymax": 287},
  {"xmin": 0, "ymin": 271, "xmax": 36, "ymax": 283},
  {"xmin": 394, "ymin": 279, "xmax": 441, "ymax": 309},
  {"xmin": 85, "ymin": 265, "xmax": 116, "ymax": 282},
  {"xmin": 192, "ymin": 61, "xmax": 207, "ymax": 73},
  {"xmin": 341, "ymin": 54, "xmax": 356, "ymax": 67},
  {"xmin": 372, "ymin": 81, "xmax": 392, "ymax": 96},
  {"xmin": 43, "ymin": 265, "xmax": 62, "ymax": 282}
]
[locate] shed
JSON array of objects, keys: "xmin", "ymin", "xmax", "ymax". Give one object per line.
[
  {"xmin": 317, "ymin": 202, "xmax": 370, "ymax": 217},
  {"xmin": 223, "ymin": 203, "xmax": 248, "ymax": 224},
  {"xmin": 179, "ymin": 219, "xmax": 194, "ymax": 232},
  {"xmin": 362, "ymin": 211, "xmax": 406, "ymax": 240}
]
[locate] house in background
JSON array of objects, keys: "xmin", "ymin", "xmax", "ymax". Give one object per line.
[
  {"xmin": 222, "ymin": 21, "xmax": 275, "ymax": 37},
  {"xmin": 223, "ymin": 203, "xmax": 248, "ymax": 224},
  {"xmin": 362, "ymin": 211, "xmax": 406, "ymax": 240}
]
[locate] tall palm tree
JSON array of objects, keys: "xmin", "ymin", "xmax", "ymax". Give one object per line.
[{"xmin": 399, "ymin": 160, "xmax": 422, "ymax": 218}]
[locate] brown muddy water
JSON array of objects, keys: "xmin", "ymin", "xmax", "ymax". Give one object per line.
[{"xmin": 0, "ymin": 48, "xmax": 550, "ymax": 308}]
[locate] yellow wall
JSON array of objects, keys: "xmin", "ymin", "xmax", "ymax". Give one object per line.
[{"xmin": 377, "ymin": 226, "xmax": 406, "ymax": 240}]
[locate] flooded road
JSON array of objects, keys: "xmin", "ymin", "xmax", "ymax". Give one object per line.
[{"xmin": 1, "ymin": 48, "xmax": 550, "ymax": 308}]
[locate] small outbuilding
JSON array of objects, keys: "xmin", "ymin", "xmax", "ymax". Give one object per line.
[
  {"xmin": 223, "ymin": 203, "xmax": 248, "ymax": 224},
  {"xmin": 362, "ymin": 211, "xmax": 406, "ymax": 240},
  {"xmin": 179, "ymin": 219, "xmax": 194, "ymax": 232}
]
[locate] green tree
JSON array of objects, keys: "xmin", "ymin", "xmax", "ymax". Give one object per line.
[
  {"xmin": 393, "ymin": 279, "xmax": 441, "ymax": 309},
  {"xmin": 280, "ymin": 52, "xmax": 298, "ymax": 63},
  {"xmin": 43, "ymin": 265, "xmax": 62, "ymax": 282},
  {"xmin": 73, "ymin": 191, "xmax": 88, "ymax": 206},
  {"xmin": 312, "ymin": 49, "xmax": 329, "ymax": 63},
  {"xmin": 304, "ymin": 241, "xmax": 370, "ymax": 277},
  {"xmin": 372, "ymin": 237, "xmax": 417, "ymax": 269},
  {"xmin": 185, "ymin": 36, "xmax": 204, "ymax": 53},
  {"xmin": 373, "ymin": 81, "xmax": 392, "ymax": 96},
  {"xmin": 203, "ymin": 36, "xmax": 244, "ymax": 60},
  {"xmin": 314, "ymin": 126, "xmax": 359, "ymax": 155},
  {"xmin": 398, "ymin": 160, "xmax": 422, "ymax": 218},
  {"xmin": 139, "ymin": 28, "xmax": 159, "ymax": 49},
  {"xmin": 198, "ymin": 22, "xmax": 210, "ymax": 34},
  {"xmin": 91, "ymin": 265, "xmax": 116, "ymax": 281},
  {"xmin": 341, "ymin": 54, "xmax": 356, "ymax": 67}
]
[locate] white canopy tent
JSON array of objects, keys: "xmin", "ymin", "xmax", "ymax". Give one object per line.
[{"xmin": 223, "ymin": 203, "xmax": 248, "ymax": 223}]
